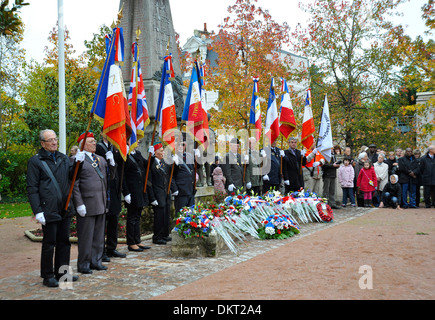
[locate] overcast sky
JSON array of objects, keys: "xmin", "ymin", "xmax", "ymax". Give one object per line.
[{"xmin": 19, "ymin": 0, "xmax": 429, "ymax": 64}]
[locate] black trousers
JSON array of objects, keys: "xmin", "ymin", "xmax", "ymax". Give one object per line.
[
  {"xmin": 40, "ymin": 216, "xmax": 71, "ymax": 279},
  {"xmin": 105, "ymin": 212, "xmax": 119, "ymax": 252},
  {"xmin": 174, "ymin": 195, "xmax": 195, "ymax": 214},
  {"xmin": 153, "ymin": 200, "xmax": 171, "ymax": 241},
  {"xmin": 126, "ymin": 205, "xmax": 143, "ymax": 246},
  {"xmin": 424, "ymin": 185, "xmax": 435, "ymax": 207}
]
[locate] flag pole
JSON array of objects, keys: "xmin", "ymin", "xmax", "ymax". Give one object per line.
[
  {"xmin": 144, "ymin": 38, "xmax": 171, "ymax": 193},
  {"xmin": 63, "ymin": 7, "xmax": 123, "ymax": 213}
]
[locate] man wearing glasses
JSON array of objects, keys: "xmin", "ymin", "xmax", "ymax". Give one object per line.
[{"xmin": 27, "ymin": 129, "xmax": 83, "ymax": 287}]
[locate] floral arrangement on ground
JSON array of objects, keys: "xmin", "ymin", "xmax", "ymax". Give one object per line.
[{"xmin": 173, "ymin": 188, "xmax": 333, "ymax": 253}]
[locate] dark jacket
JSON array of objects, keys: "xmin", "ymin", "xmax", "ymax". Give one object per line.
[
  {"xmin": 263, "ymin": 146, "xmax": 282, "ymax": 185},
  {"xmin": 173, "ymin": 152, "xmax": 195, "ymax": 196},
  {"xmin": 383, "ymin": 181, "xmax": 401, "ymax": 200},
  {"xmin": 419, "ymin": 153, "xmax": 435, "ymax": 186},
  {"xmin": 246, "ymin": 149, "xmax": 263, "ymax": 188},
  {"xmin": 322, "ymin": 154, "xmax": 338, "ymax": 179},
  {"xmin": 147, "ymin": 157, "xmax": 174, "ymax": 208},
  {"xmin": 222, "ymin": 152, "xmax": 243, "ymax": 189},
  {"xmin": 123, "ymin": 150, "xmax": 150, "ymax": 208},
  {"xmin": 95, "ymin": 140, "xmax": 124, "ymax": 214},
  {"xmin": 397, "ymin": 154, "xmax": 419, "ymax": 184},
  {"xmin": 385, "ymin": 157, "xmax": 398, "ymax": 177},
  {"xmin": 27, "ymin": 148, "xmax": 77, "ymax": 223},
  {"xmin": 283, "ymin": 148, "xmax": 306, "ymax": 190}
]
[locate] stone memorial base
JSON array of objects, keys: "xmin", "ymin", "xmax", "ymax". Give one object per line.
[{"xmin": 170, "ymin": 229, "xmax": 226, "ymax": 258}]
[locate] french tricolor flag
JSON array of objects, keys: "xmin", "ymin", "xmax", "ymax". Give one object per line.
[
  {"xmin": 249, "ymin": 77, "xmax": 262, "ymax": 141},
  {"xmin": 264, "ymin": 77, "xmax": 280, "ymax": 145}
]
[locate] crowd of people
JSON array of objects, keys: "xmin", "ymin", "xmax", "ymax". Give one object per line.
[{"xmin": 26, "ymin": 128, "xmax": 435, "ymax": 287}]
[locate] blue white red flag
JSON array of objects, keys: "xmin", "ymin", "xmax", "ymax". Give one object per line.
[
  {"xmin": 279, "ymin": 78, "xmax": 296, "ymax": 139},
  {"xmin": 156, "ymin": 54, "xmax": 177, "ymax": 151},
  {"xmin": 128, "ymin": 41, "xmax": 150, "ymax": 153},
  {"xmin": 91, "ymin": 27, "xmax": 129, "ymax": 160},
  {"xmin": 264, "ymin": 77, "xmax": 280, "ymax": 145},
  {"xmin": 249, "ymin": 77, "xmax": 262, "ymax": 141},
  {"xmin": 301, "ymin": 88, "xmax": 315, "ymax": 151},
  {"xmin": 182, "ymin": 60, "xmax": 205, "ymax": 147},
  {"xmin": 200, "ymin": 62, "xmax": 210, "ymax": 149}
]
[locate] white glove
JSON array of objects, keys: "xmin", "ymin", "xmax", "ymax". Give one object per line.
[
  {"xmin": 148, "ymin": 146, "xmax": 155, "ymax": 155},
  {"xmin": 126, "ymin": 145, "xmax": 129, "ymax": 154},
  {"xmin": 76, "ymin": 204, "xmax": 86, "ymax": 217},
  {"xmin": 105, "ymin": 151, "xmax": 115, "ymax": 166},
  {"xmin": 263, "ymin": 174, "xmax": 270, "ymax": 181},
  {"xmin": 35, "ymin": 212, "xmax": 46, "ymax": 225},
  {"xmin": 260, "ymin": 150, "xmax": 267, "ymax": 158},
  {"xmin": 228, "ymin": 184, "xmax": 235, "ymax": 192},
  {"xmin": 75, "ymin": 150, "xmax": 85, "ymax": 162},
  {"xmin": 172, "ymin": 190, "xmax": 179, "ymax": 196},
  {"xmin": 172, "ymin": 154, "xmax": 180, "ymax": 165},
  {"xmin": 301, "ymin": 149, "xmax": 306, "ymax": 156},
  {"xmin": 313, "ymin": 161, "xmax": 321, "ymax": 167},
  {"xmin": 124, "ymin": 194, "xmax": 131, "ymax": 204},
  {"xmin": 279, "ymin": 150, "xmax": 285, "ymax": 157},
  {"xmin": 244, "ymin": 154, "xmax": 249, "ymax": 163},
  {"xmin": 246, "ymin": 182, "xmax": 252, "ymax": 189},
  {"xmin": 194, "ymin": 149, "xmax": 200, "ymax": 158},
  {"xmin": 151, "ymin": 200, "xmax": 158, "ymax": 206},
  {"xmin": 284, "ymin": 180, "xmax": 290, "ymax": 185}
]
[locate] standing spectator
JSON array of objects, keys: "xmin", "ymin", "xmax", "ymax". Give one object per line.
[
  {"xmin": 95, "ymin": 132, "xmax": 127, "ymax": 260},
  {"xmin": 148, "ymin": 142, "xmax": 174, "ymax": 245},
  {"xmin": 73, "ymin": 132, "xmax": 115, "ymax": 274},
  {"xmin": 395, "ymin": 148, "xmax": 403, "ymax": 159},
  {"xmin": 343, "ymin": 147, "xmax": 355, "ymax": 166},
  {"xmin": 357, "ymin": 161, "xmax": 378, "ymax": 207},
  {"xmin": 419, "ymin": 145, "xmax": 435, "ymax": 208},
  {"xmin": 245, "ymin": 137, "xmax": 263, "ymax": 195},
  {"xmin": 379, "ymin": 174, "xmax": 402, "ymax": 209},
  {"xmin": 354, "ymin": 152, "xmax": 369, "ymax": 207},
  {"xmin": 69, "ymin": 145, "xmax": 79, "ymax": 157},
  {"xmin": 27, "ymin": 129, "xmax": 80, "ymax": 287},
  {"xmin": 338, "ymin": 157, "xmax": 356, "ymax": 207},
  {"xmin": 283, "ymin": 137, "xmax": 307, "ymax": 194},
  {"xmin": 210, "ymin": 156, "xmax": 220, "ymax": 186},
  {"xmin": 373, "ymin": 153, "xmax": 389, "ymax": 207},
  {"xmin": 262, "ymin": 141, "xmax": 283, "ymax": 193},
  {"xmin": 413, "ymin": 149, "xmax": 422, "ymax": 207},
  {"xmin": 122, "ymin": 146, "xmax": 151, "ymax": 252},
  {"xmin": 367, "ymin": 144, "xmax": 379, "ymax": 164},
  {"xmin": 397, "ymin": 147, "xmax": 419, "ymax": 208},
  {"xmin": 321, "ymin": 151, "xmax": 341, "ymax": 209},
  {"xmin": 172, "ymin": 140, "xmax": 195, "ymax": 214},
  {"xmin": 385, "ymin": 151, "xmax": 399, "ymax": 177},
  {"xmin": 222, "ymin": 138, "xmax": 243, "ymax": 194}
]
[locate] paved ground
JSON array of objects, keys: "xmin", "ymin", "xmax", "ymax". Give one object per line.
[{"xmin": 0, "ymin": 206, "xmax": 434, "ymax": 302}]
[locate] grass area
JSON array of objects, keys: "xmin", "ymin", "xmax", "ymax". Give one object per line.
[{"xmin": 0, "ymin": 202, "xmax": 33, "ymax": 219}]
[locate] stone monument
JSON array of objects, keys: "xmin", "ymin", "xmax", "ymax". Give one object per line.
[{"xmin": 118, "ymin": 0, "xmax": 185, "ymax": 151}]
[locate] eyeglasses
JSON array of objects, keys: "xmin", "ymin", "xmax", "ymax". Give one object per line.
[{"xmin": 42, "ymin": 138, "xmax": 58, "ymax": 143}]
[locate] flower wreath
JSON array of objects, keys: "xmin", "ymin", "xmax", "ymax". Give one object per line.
[{"xmin": 316, "ymin": 202, "xmax": 334, "ymax": 222}]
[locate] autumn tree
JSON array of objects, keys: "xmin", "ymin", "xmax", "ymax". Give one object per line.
[
  {"xmin": 206, "ymin": 0, "xmax": 294, "ymax": 133},
  {"xmin": 20, "ymin": 25, "xmax": 105, "ymax": 149},
  {"xmin": 290, "ymin": 0, "xmax": 408, "ymax": 151}
]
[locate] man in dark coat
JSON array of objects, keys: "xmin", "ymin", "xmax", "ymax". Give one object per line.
[
  {"xmin": 397, "ymin": 147, "xmax": 419, "ymax": 208},
  {"xmin": 95, "ymin": 133, "xmax": 126, "ymax": 259},
  {"xmin": 122, "ymin": 147, "xmax": 151, "ymax": 251},
  {"xmin": 27, "ymin": 129, "xmax": 80, "ymax": 287},
  {"xmin": 419, "ymin": 145, "xmax": 435, "ymax": 208},
  {"xmin": 222, "ymin": 138, "xmax": 244, "ymax": 193},
  {"xmin": 73, "ymin": 132, "xmax": 115, "ymax": 274},
  {"xmin": 283, "ymin": 137, "xmax": 307, "ymax": 194},
  {"xmin": 148, "ymin": 142, "xmax": 174, "ymax": 245},
  {"xmin": 172, "ymin": 140, "xmax": 195, "ymax": 213},
  {"xmin": 262, "ymin": 140, "xmax": 283, "ymax": 194}
]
